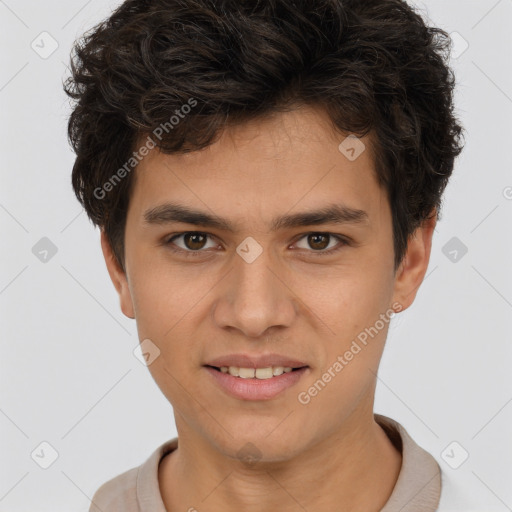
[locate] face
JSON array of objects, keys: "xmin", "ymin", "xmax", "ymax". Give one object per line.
[{"xmin": 102, "ymin": 105, "xmax": 434, "ymax": 463}]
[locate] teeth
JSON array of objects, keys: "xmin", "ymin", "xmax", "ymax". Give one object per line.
[
  {"xmin": 239, "ymin": 367, "xmax": 255, "ymax": 379},
  {"xmin": 255, "ymin": 367, "xmax": 273, "ymax": 379},
  {"xmin": 220, "ymin": 366, "xmax": 299, "ymax": 379},
  {"xmin": 227, "ymin": 366, "xmax": 239, "ymax": 377}
]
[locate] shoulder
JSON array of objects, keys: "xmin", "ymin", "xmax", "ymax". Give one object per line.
[
  {"xmin": 88, "ymin": 438, "xmax": 179, "ymax": 512},
  {"xmin": 89, "ymin": 466, "xmax": 139, "ymax": 512},
  {"xmin": 375, "ymin": 415, "xmax": 484, "ymax": 512}
]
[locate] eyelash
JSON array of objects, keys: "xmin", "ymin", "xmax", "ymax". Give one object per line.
[{"xmin": 163, "ymin": 231, "xmax": 350, "ymax": 258}]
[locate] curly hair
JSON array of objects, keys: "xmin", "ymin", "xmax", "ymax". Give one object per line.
[{"xmin": 64, "ymin": 0, "xmax": 464, "ymax": 272}]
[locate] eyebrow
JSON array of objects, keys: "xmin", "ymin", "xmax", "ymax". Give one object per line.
[{"xmin": 143, "ymin": 202, "xmax": 370, "ymax": 232}]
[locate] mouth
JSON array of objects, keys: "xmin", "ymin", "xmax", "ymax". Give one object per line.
[{"xmin": 203, "ymin": 364, "xmax": 310, "ymax": 401}]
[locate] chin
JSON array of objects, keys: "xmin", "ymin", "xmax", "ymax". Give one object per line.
[{"xmin": 213, "ymin": 426, "xmax": 305, "ymax": 465}]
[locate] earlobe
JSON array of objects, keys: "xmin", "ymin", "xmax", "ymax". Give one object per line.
[
  {"xmin": 391, "ymin": 211, "xmax": 437, "ymax": 312},
  {"xmin": 100, "ymin": 230, "xmax": 135, "ymax": 319}
]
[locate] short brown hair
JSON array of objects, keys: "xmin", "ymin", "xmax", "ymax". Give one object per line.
[{"xmin": 64, "ymin": 0, "xmax": 464, "ymax": 272}]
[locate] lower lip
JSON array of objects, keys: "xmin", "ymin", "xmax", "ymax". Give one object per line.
[{"xmin": 204, "ymin": 366, "xmax": 309, "ymax": 401}]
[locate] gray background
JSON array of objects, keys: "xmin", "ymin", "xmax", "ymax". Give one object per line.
[{"xmin": 1, "ymin": 0, "xmax": 511, "ymax": 510}]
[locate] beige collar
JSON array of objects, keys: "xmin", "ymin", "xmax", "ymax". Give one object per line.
[{"xmin": 135, "ymin": 414, "xmax": 441, "ymax": 511}]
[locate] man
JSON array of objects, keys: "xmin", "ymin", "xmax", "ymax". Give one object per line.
[{"xmin": 64, "ymin": 0, "xmax": 469, "ymax": 510}]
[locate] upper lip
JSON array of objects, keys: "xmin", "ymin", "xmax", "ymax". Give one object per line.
[{"xmin": 204, "ymin": 353, "xmax": 308, "ymax": 369}]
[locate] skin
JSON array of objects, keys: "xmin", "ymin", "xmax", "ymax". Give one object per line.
[{"xmin": 101, "ymin": 104, "xmax": 436, "ymax": 511}]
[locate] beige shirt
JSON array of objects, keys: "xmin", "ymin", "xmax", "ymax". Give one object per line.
[{"xmin": 89, "ymin": 414, "xmax": 442, "ymax": 512}]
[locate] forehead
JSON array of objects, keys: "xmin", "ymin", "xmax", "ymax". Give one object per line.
[{"xmin": 128, "ymin": 106, "xmax": 386, "ymax": 227}]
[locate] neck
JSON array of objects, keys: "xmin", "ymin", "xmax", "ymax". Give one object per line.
[{"xmin": 159, "ymin": 405, "xmax": 402, "ymax": 511}]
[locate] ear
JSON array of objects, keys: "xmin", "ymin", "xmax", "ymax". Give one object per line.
[
  {"xmin": 100, "ymin": 229, "xmax": 135, "ymax": 319},
  {"xmin": 391, "ymin": 209, "xmax": 437, "ymax": 312}
]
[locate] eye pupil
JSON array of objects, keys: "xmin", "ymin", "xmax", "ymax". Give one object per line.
[
  {"xmin": 185, "ymin": 233, "xmax": 207, "ymax": 250},
  {"xmin": 308, "ymin": 234, "xmax": 329, "ymax": 250}
]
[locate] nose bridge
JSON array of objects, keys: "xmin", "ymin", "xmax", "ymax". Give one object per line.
[{"xmin": 214, "ymin": 238, "xmax": 296, "ymax": 338}]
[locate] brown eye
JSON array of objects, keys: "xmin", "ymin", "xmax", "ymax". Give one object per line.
[
  {"xmin": 167, "ymin": 232, "xmax": 217, "ymax": 253},
  {"xmin": 294, "ymin": 233, "xmax": 348, "ymax": 255}
]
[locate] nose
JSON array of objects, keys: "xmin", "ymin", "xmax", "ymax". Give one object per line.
[{"xmin": 212, "ymin": 241, "xmax": 298, "ymax": 339}]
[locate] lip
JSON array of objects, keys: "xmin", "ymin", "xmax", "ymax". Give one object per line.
[
  {"xmin": 204, "ymin": 366, "xmax": 309, "ymax": 401},
  {"xmin": 204, "ymin": 353, "xmax": 308, "ymax": 369}
]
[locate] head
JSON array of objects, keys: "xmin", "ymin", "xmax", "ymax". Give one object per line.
[{"xmin": 64, "ymin": 0, "xmax": 463, "ymax": 462}]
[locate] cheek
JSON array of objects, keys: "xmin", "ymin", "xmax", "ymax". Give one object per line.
[
  {"xmin": 127, "ymin": 264, "xmax": 212, "ymax": 378},
  {"xmin": 310, "ymin": 261, "xmax": 395, "ymax": 384},
  {"xmin": 310, "ymin": 263, "xmax": 392, "ymax": 334},
  {"xmin": 128, "ymin": 256, "xmax": 205, "ymax": 337}
]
